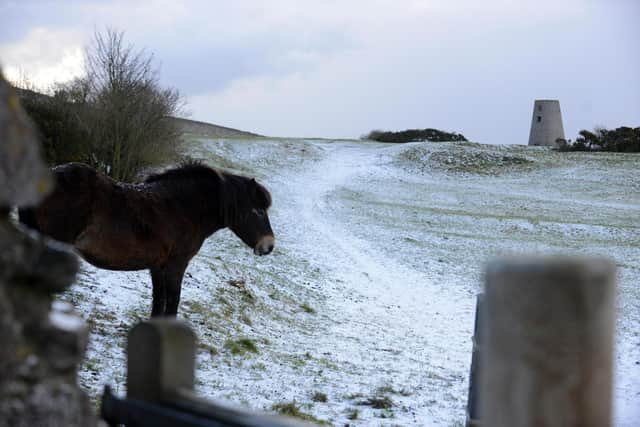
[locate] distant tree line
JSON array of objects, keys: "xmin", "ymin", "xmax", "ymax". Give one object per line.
[
  {"xmin": 15, "ymin": 29, "xmax": 182, "ymax": 182},
  {"xmin": 363, "ymin": 128, "xmax": 467, "ymax": 143},
  {"xmin": 558, "ymin": 126, "xmax": 640, "ymax": 153}
]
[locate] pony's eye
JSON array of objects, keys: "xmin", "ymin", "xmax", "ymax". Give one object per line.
[{"xmin": 252, "ymin": 208, "xmax": 265, "ymax": 217}]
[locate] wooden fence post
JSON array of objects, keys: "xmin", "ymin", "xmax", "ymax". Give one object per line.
[
  {"xmin": 127, "ymin": 319, "xmax": 196, "ymax": 402},
  {"xmin": 479, "ymin": 256, "xmax": 616, "ymax": 427}
]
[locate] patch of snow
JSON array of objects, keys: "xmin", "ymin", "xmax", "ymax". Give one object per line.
[{"xmin": 49, "ymin": 310, "xmax": 85, "ymax": 332}]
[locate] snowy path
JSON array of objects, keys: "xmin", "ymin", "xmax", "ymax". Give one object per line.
[{"xmin": 277, "ymin": 142, "xmax": 472, "ymax": 424}]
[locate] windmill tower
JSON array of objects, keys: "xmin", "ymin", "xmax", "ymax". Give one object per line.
[{"xmin": 528, "ymin": 100, "xmax": 565, "ymax": 147}]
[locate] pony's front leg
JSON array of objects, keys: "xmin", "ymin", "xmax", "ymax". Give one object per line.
[
  {"xmin": 163, "ymin": 259, "xmax": 189, "ymax": 316},
  {"xmin": 150, "ymin": 268, "xmax": 167, "ymax": 317}
]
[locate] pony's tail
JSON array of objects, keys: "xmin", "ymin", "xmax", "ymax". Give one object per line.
[{"xmin": 18, "ymin": 207, "xmax": 40, "ymax": 232}]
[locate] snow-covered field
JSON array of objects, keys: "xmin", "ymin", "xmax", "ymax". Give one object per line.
[{"xmin": 63, "ymin": 138, "xmax": 639, "ymax": 426}]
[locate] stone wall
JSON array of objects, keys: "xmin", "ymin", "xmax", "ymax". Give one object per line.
[{"xmin": 0, "ymin": 70, "xmax": 101, "ymax": 427}]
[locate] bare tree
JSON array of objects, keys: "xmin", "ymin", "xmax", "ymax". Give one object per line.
[{"xmin": 57, "ymin": 29, "xmax": 183, "ymax": 181}]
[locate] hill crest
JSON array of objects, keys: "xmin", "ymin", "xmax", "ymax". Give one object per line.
[{"xmin": 169, "ymin": 117, "xmax": 261, "ymax": 138}]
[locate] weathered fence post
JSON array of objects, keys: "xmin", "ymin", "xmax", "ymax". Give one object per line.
[
  {"xmin": 127, "ymin": 319, "xmax": 196, "ymax": 403},
  {"xmin": 479, "ymin": 256, "xmax": 616, "ymax": 427}
]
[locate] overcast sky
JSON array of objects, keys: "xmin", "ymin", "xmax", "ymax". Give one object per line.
[{"xmin": 1, "ymin": 0, "xmax": 638, "ymax": 143}]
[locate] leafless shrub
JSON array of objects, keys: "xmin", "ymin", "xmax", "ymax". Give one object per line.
[{"xmin": 23, "ymin": 28, "xmax": 184, "ymax": 182}]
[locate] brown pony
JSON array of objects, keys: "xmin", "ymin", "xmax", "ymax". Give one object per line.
[{"xmin": 19, "ymin": 162, "xmax": 275, "ymax": 316}]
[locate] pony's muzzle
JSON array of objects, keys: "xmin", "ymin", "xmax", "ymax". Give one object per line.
[{"xmin": 255, "ymin": 235, "xmax": 275, "ymax": 256}]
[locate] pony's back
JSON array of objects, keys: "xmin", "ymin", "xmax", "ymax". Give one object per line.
[{"xmin": 19, "ymin": 163, "xmax": 97, "ymax": 244}]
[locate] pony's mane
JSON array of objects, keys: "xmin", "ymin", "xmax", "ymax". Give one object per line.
[
  {"xmin": 142, "ymin": 161, "xmax": 271, "ymax": 225},
  {"xmin": 144, "ymin": 161, "xmax": 224, "ymax": 183}
]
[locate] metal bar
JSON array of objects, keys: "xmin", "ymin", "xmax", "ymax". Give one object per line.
[
  {"xmin": 163, "ymin": 389, "xmax": 305, "ymax": 427},
  {"xmin": 102, "ymin": 386, "xmax": 226, "ymax": 427},
  {"xmin": 101, "ymin": 386, "xmax": 308, "ymax": 427},
  {"xmin": 466, "ymin": 293, "xmax": 484, "ymax": 427}
]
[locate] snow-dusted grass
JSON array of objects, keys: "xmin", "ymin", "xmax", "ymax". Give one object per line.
[{"xmin": 62, "ymin": 138, "xmax": 639, "ymax": 426}]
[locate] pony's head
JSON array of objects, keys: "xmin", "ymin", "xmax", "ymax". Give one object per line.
[{"xmin": 229, "ymin": 177, "xmax": 275, "ymax": 256}]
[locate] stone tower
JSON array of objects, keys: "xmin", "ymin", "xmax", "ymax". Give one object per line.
[{"xmin": 528, "ymin": 100, "xmax": 565, "ymax": 147}]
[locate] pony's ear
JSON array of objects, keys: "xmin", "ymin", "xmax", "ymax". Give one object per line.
[
  {"xmin": 248, "ymin": 178, "xmax": 271, "ymax": 208},
  {"xmin": 248, "ymin": 178, "xmax": 259, "ymax": 199}
]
